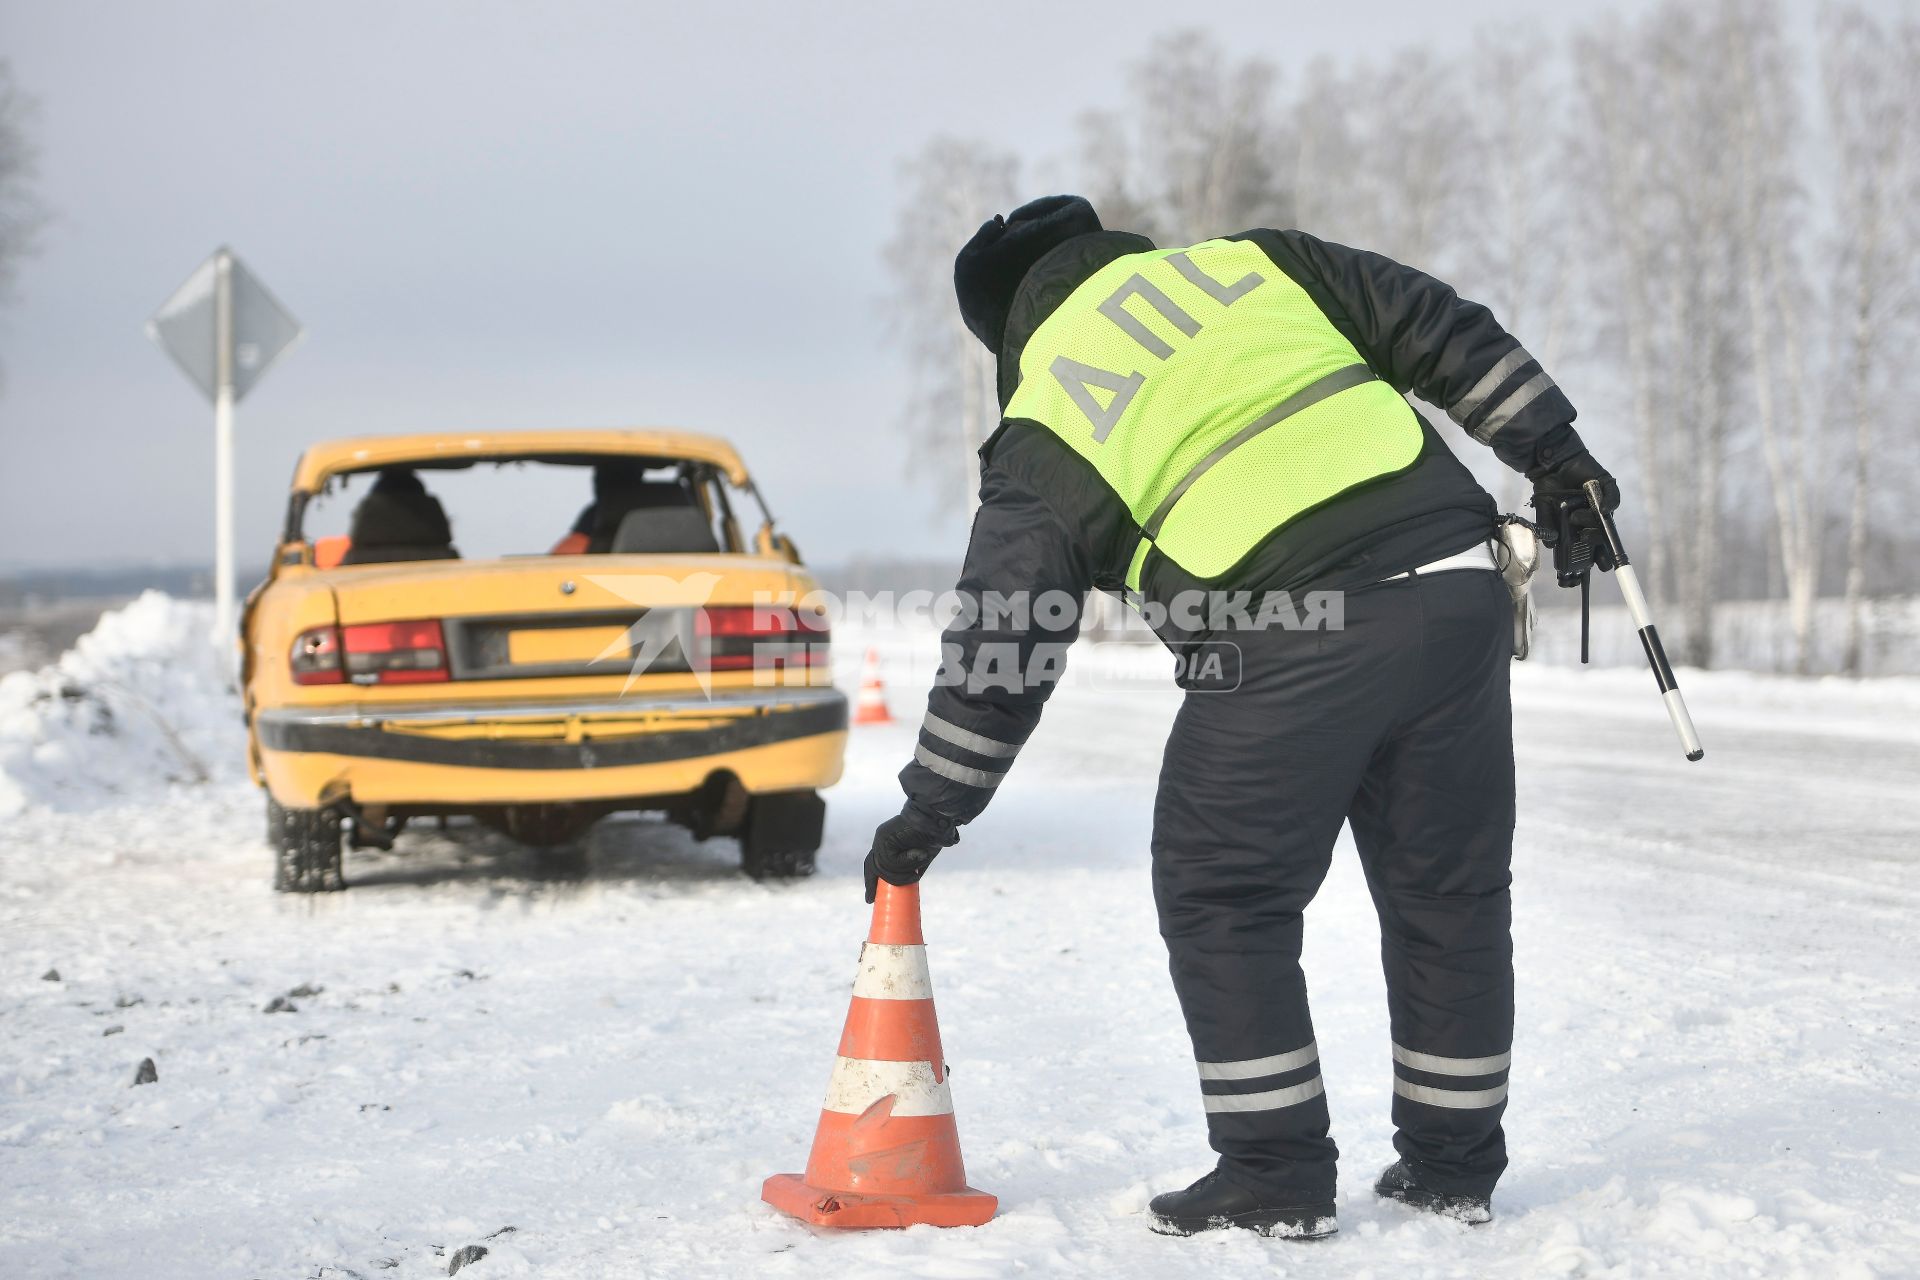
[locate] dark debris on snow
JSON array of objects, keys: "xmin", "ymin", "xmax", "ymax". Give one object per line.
[{"xmin": 446, "ymin": 1244, "xmax": 488, "ymax": 1274}]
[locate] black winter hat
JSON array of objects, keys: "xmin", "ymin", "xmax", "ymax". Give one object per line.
[
  {"xmin": 351, "ymin": 469, "xmax": 452, "ymax": 547},
  {"xmin": 591, "ymin": 459, "xmax": 652, "ymax": 505},
  {"xmin": 954, "ymin": 195, "xmax": 1102, "ymax": 353},
  {"xmin": 369, "ymin": 466, "xmax": 427, "ymax": 495}
]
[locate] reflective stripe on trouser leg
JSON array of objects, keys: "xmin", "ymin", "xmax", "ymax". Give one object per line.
[
  {"xmin": 1187, "ymin": 1016, "xmax": 1334, "ymax": 1202},
  {"xmin": 1199, "ymin": 1041, "xmax": 1326, "ymax": 1113},
  {"xmin": 1394, "ymin": 1078, "xmax": 1507, "ymax": 1109},
  {"xmin": 1392, "ymin": 1044, "xmax": 1511, "ymax": 1109}
]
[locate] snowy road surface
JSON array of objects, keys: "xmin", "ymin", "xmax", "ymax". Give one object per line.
[{"xmin": 3, "ymin": 599, "xmax": 1919, "ymax": 1278}]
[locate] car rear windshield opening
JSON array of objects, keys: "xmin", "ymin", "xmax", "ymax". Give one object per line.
[{"xmin": 293, "ymin": 457, "xmax": 748, "ymax": 564}]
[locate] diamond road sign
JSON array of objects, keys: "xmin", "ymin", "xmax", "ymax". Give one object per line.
[{"xmin": 146, "ymin": 247, "xmax": 303, "ymax": 404}]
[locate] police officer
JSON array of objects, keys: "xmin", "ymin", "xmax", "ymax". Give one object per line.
[{"xmin": 863, "ymin": 196, "xmax": 1619, "ymax": 1239}]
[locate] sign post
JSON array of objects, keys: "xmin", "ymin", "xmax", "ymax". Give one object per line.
[
  {"xmin": 212, "ymin": 252, "xmax": 237, "ymax": 651},
  {"xmin": 147, "ymin": 247, "xmax": 303, "ymax": 645}
]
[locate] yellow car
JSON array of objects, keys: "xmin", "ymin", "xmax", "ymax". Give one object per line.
[{"xmin": 240, "ymin": 429, "xmax": 846, "ymax": 892}]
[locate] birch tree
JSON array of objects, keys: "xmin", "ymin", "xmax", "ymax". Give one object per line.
[
  {"xmin": 1577, "ymin": 4, "xmax": 1750, "ymax": 668},
  {"xmin": 1076, "ymin": 29, "xmax": 1291, "ymax": 245},
  {"xmin": 1821, "ymin": 4, "xmax": 1920, "ymax": 675},
  {"xmin": 1574, "ymin": 21, "xmax": 1677, "ymax": 609},
  {"xmin": 1338, "ymin": 50, "xmax": 1477, "ymax": 273},
  {"xmin": 0, "ymin": 61, "xmax": 46, "ymax": 384},
  {"xmin": 1285, "ymin": 57, "xmax": 1362, "ymax": 239},
  {"xmin": 1071, "ymin": 109, "xmax": 1156, "ymax": 236},
  {"xmin": 1657, "ymin": 5, "xmax": 1747, "ymax": 670},
  {"xmin": 1724, "ymin": 0, "xmax": 1821, "ymax": 672},
  {"xmin": 1459, "ymin": 27, "xmax": 1574, "ymax": 510},
  {"xmin": 880, "ymin": 137, "xmax": 1019, "ymax": 518},
  {"xmin": 1461, "ymin": 30, "xmax": 1570, "ymax": 373}
]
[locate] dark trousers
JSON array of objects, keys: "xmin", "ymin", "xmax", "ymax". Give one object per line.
[{"xmin": 1150, "ymin": 567, "xmax": 1516, "ymax": 1205}]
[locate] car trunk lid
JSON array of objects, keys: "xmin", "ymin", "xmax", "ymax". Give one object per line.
[{"xmin": 319, "ymin": 554, "xmax": 812, "ymax": 686}]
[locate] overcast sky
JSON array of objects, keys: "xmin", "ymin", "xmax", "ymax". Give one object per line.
[{"xmin": 0, "ymin": 0, "xmax": 1851, "ymax": 573}]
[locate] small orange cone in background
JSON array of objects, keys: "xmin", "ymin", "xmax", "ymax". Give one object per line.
[
  {"xmin": 852, "ymin": 647, "xmax": 894, "ymax": 726},
  {"xmin": 761, "ymin": 882, "xmax": 997, "ymax": 1229}
]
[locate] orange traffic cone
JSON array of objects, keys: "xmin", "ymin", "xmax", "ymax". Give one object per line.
[
  {"xmin": 761, "ymin": 882, "xmax": 997, "ymax": 1229},
  {"xmin": 852, "ymin": 647, "xmax": 894, "ymax": 725}
]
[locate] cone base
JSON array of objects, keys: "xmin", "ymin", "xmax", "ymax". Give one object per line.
[{"xmin": 761, "ymin": 1173, "xmax": 997, "ymax": 1229}]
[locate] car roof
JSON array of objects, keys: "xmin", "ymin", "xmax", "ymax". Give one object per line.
[{"xmin": 291, "ymin": 429, "xmax": 751, "ymax": 490}]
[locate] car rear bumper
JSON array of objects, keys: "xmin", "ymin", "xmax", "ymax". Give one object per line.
[{"xmin": 253, "ymin": 686, "xmax": 848, "ymax": 807}]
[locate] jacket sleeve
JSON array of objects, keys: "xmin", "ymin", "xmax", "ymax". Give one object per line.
[
  {"xmin": 1259, "ymin": 228, "xmax": 1587, "ymax": 477},
  {"xmin": 894, "ymin": 459, "xmax": 1093, "ymax": 842}
]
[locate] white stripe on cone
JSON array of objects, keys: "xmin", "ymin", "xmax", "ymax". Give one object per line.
[
  {"xmin": 851, "ymin": 943, "xmax": 934, "ymax": 1001},
  {"xmin": 822, "ymin": 1056, "xmax": 953, "ymax": 1117}
]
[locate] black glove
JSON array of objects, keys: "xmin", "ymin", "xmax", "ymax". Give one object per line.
[
  {"xmin": 1532, "ymin": 449, "xmax": 1620, "ymax": 572},
  {"xmin": 863, "ymin": 812, "xmax": 950, "ymax": 904}
]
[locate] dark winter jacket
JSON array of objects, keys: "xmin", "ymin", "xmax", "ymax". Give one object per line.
[{"xmin": 898, "ymin": 228, "xmax": 1585, "ymax": 841}]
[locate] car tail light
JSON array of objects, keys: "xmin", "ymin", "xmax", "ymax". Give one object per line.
[
  {"xmin": 340, "ymin": 620, "xmax": 450, "ymax": 684},
  {"xmin": 290, "ymin": 626, "xmax": 344, "ymax": 685},
  {"xmin": 696, "ymin": 606, "xmax": 830, "ymax": 672}
]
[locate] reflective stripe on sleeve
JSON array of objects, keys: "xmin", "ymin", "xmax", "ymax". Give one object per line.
[
  {"xmin": 921, "ymin": 711, "xmax": 1019, "ymax": 759},
  {"xmin": 1450, "ymin": 347, "xmax": 1533, "ymax": 426},
  {"xmin": 1472, "ymin": 370, "xmax": 1557, "ymax": 443},
  {"xmin": 913, "ymin": 743, "xmax": 1005, "ymax": 789},
  {"xmin": 1393, "ymin": 1078, "xmax": 1509, "ymax": 1109},
  {"xmin": 1197, "ymin": 1041, "xmax": 1318, "ymax": 1081},
  {"xmin": 1392, "ymin": 1044, "xmax": 1512, "ymax": 1076},
  {"xmin": 1203, "ymin": 1075, "xmax": 1326, "ymax": 1113}
]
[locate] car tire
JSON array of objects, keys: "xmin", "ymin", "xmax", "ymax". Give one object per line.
[
  {"xmin": 269, "ymin": 798, "xmax": 345, "ymax": 893},
  {"xmin": 681, "ymin": 772, "xmax": 749, "ymax": 842},
  {"xmin": 739, "ymin": 789, "xmax": 824, "ymax": 880}
]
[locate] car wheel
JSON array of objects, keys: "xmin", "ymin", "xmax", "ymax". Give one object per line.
[
  {"xmin": 681, "ymin": 772, "xmax": 748, "ymax": 841},
  {"xmin": 739, "ymin": 790, "xmax": 824, "ymax": 880},
  {"xmin": 269, "ymin": 798, "xmax": 345, "ymax": 893}
]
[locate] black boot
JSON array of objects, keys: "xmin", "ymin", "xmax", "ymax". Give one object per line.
[
  {"xmin": 1147, "ymin": 1169, "xmax": 1337, "ymax": 1239},
  {"xmin": 1373, "ymin": 1159, "xmax": 1493, "ymax": 1224}
]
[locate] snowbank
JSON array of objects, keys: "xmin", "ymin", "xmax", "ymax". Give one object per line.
[{"xmin": 0, "ymin": 593, "xmax": 243, "ymax": 817}]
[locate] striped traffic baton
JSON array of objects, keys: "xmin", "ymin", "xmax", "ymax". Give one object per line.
[{"xmin": 1582, "ymin": 478, "xmax": 1704, "ymax": 761}]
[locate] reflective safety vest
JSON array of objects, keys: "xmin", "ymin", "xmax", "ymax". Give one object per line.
[{"xmin": 1004, "ymin": 238, "xmax": 1425, "ymax": 591}]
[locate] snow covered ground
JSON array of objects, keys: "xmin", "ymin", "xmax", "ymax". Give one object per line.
[{"xmin": 3, "ymin": 598, "xmax": 1919, "ymax": 1278}]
